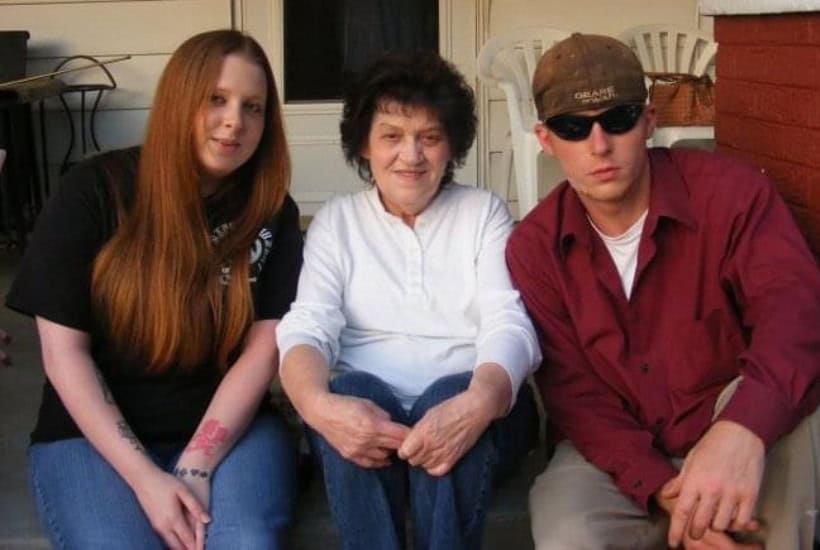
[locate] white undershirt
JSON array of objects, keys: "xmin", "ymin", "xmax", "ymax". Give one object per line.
[{"xmin": 590, "ymin": 210, "xmax": 648, "ymax": 300}]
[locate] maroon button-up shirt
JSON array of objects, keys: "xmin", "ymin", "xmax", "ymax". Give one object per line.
[{"xmin": 507, "ymin": 148, "xmax": 820, "ymax": 509}]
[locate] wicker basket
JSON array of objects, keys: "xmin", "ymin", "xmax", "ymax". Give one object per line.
[{"xmin": 647, "ymin": 72, "xmax": 715, "ymax": 127}]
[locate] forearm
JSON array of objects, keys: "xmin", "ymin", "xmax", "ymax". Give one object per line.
[
  {"xmin": 721, "ymin": 177, "xmax": 820, "ymax": 444},
  {"xmin": 36, "ymin": 317, "xmax": 156, "ymax": 489},
  {"xmin": 177, "ymin": 320, "xmax": 279, "ymax": 473},
  {"xmin": 468, "ymin": 362, "xmax": 513, "ymax": 420},
  {"xmin": 279, "ymin": 343, "xmax": 331, "ymax": 429}
]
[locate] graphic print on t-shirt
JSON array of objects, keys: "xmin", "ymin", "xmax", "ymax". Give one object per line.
[{"xmin": 212, "ymin": 223, "xmax": 274, "ymax": 285}]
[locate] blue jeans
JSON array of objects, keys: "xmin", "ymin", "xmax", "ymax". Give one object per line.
[
  {"xmin": 28, "ymin": 413, "xmax": 297, "ymax": 549},
  {"xmin": 308, "ymin": 371, "xmax": 538, "ymax": 550}
]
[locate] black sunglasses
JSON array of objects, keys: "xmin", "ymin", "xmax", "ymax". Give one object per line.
[{"xmin": 544, "ymin": 104, "xmax": 644, "ymax": 141}]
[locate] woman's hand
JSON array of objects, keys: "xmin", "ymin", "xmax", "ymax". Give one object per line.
[
  {"xmin": 314, "ymin": 392, "xmax": 410, "ymax": 469},
  {"xmin": 398, "ymin": 390, "xmax": 494, "ymax": 476},
  {"xmin": 173, "ymin": 463, "xmax": 211, "ymax": 550},
  {"xmin": 280, "ymin": 344, "xmax": 409, "ymax": 468},
  {"xmin": 132, "ymin": 467, "xmax": 211, "ymax": 550},
  {"xmin": 399, "ymin": 363, "xmax": 511, "ymax": 476}
]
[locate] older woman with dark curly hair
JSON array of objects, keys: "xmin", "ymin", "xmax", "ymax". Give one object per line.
[{"xmin": 276, "ymin": 51, "xmax": 541, "ymax": 550}]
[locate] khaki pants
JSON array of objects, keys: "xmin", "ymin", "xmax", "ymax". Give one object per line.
[{"xmin": 530, "ymin": 383, "xmax": 820, "ymax": 549}]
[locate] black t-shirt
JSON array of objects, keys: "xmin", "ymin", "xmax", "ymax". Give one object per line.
[{"xmin": 6, "ymin": 147, "xmax": 303, "ymax": 444}]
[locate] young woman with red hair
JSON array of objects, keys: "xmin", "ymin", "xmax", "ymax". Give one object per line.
[{"xmin": 7, "ymin": 30, "xmax": 301, "ymax": 549}]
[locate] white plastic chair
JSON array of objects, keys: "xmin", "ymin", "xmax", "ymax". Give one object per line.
[
  {"xmin": 477, "ymin": 27, "xmax": 571, "ymax": 217},
  {"xmin": 619, "ymin": 24, "xmax": 718, "ymax": 148}
]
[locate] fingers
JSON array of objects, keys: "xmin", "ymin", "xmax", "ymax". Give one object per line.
[
  {"xmin": 374, "ymin": 420, "xmax": 411, "ymax": 450},
  {"xmin": 351, "ymin": 455, "xmax": 391, "ymax": 469},
  {"xmin": 398, "ymin": 430, "xmax": 457, "ymax": 475},
  {"xmin": 731, "ymin": 495, "xmax": 757, "ymax": 532},
  {"xmin": 181, "ymin": 501, "xmax": 207, "ymax": 550},
  {"xmin": 359, "ymin": 400, "xmax": 409, "ymax": 441},
  {"xmin": 397, "ymin": 430, "xmax": 421, "ymax": 461},
  {"xmin": 176, "ymin": 485, "xmax": 211, "ymax": 524},
  {"xmin": 688, "ymin": 494, "xmax": 718, "ymax": 540},
  {"xmin": 668, "ymin": 490, "xmax": 696, "ymax": 547},
  {"xmin": 327, "ymin": 398, "xmax": 409, "ymax": 464},
  {"xmin": 424, "ymin": 460, "xmax": 456, "ymax": 477},
  {"xmin": 397, "ymin": 423, "xmax": 438, "ymax": 466},
  {"xmin": 661, "ymin": 473, "xmax": 682, "ymax": 499},
  {"xmin": 685, "ymin": 529, "xmax": 748, "ymax": 550},
  {"xmin": 157, "ymin": 519, "xmax": 195, "ymax": 550},
  {"xmin": 710, "ymin": 501, "xmax": 735, "ymax": 533},
  {"xmin": 195, "ymin": 519, "xmax": 206, "ymax": 550},
  {"xmin": 161, "ymin": 532, "xmax": 184, "ymax": 550}
]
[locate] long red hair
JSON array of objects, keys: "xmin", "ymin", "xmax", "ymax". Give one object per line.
[{"xmin": 91, "ymin": 30, "xmax": 290, "ymax": 373}]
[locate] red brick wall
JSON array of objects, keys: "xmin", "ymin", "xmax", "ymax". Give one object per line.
[{"xmin": 713, "ymin": 13, "xmax": 820, "ymax": 256}]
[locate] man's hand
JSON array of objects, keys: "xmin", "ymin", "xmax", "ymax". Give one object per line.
[
  {"xmin": 661, "ymin": 420, "xmax": 764, "ymax": 548},
  {"xmin": 398, "ymin": 390, "xmax": 494, "ymax": 476},
  {"xmin": 313, "ymin": 393, "xmax": 410, "ymax": 468},
  {"xmin": 656, "ymin": 488, "xmax": 762, "ymax": 549}
]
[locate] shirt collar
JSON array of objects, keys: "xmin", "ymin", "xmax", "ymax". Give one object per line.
[
  {"xmin": 558, "ymin": 148, "xmax": 697, "ymax": 258},
  {"xmin": 365, "ymin": 183, "xmax": 451, "ymax": 226}
]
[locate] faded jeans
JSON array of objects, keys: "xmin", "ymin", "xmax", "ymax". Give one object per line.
[
  {"xmin": 308, "ymin": 370, "xmax": 538, "ymax": 550},
  {"xmin": 28, "ymin": 413, "xmax": 297, "ymax": 549}
]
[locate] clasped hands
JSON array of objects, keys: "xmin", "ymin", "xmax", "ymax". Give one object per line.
[
  {"xmin": 656, "ymin": 420, "xmax": 765, "ymax": 549},
  {"xmin": 132, "ymin": 464, "xmax": 210, "ymax": 550},
  {"xmin": 316, "ymin": 389, "xmax": 495, "ymax": 476}
]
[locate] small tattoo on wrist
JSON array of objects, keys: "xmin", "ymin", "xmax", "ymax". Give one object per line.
[{"xmin": 174, "ymin": 467, "xmax": 210, "ymax": 480}]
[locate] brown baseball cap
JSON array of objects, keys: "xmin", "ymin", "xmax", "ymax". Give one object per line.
[{"xmin": 532, "ymin": 33, "xmax": 647, "ymax": 120}]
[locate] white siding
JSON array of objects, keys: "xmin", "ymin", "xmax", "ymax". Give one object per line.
[{"xmin": 0, "ymin": 0, "xmax": 232, "ymax": 185}]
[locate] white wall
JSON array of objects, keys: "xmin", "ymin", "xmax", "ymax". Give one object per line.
[{"xmin": 0, "ymin": 0, "xmax": 233, "ymax": 188}]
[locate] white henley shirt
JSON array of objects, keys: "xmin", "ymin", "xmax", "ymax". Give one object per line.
[{"xmin": 276, "ymin": 183, "xmax": 541, "ymax": 410}]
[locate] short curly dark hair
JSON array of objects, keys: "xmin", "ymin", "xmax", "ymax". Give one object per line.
[{"xmin": 340, "ymin": 50, "xmax": 477, "ymax": 185}]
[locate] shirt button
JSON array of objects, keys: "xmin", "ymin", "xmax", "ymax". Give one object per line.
[
  {"xmin": 640, "ymin": 363, "xmax": 650, "ymax": 374},
  {"xmin": 632, "ymin": 480, "xmax": 643, "ymax": 489}
]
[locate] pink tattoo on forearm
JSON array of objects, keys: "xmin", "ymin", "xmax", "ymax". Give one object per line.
[{"xmin": 185, "ymin": 419, "xmax": 229, "ymax": 456}]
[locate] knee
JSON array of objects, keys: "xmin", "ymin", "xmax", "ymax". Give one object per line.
[
  {"xmin": 327, "ymin": 371, "xmax": 404, "ymax": 418},
  {"xmin": 530, "ymin": 507, "xmax": 604, "ymax": 550},
  {"xmin": 410, "ymin": 372, "xmax": 472, "ymax": 420},
  {"xmin": 329, "ymin": 370, "xmax": 387, "ymax": 396}
]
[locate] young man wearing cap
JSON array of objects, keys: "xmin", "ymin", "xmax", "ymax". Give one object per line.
[{"xmin": 506, "ymin": 33, "xmax": 820, "ymax": 549}]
